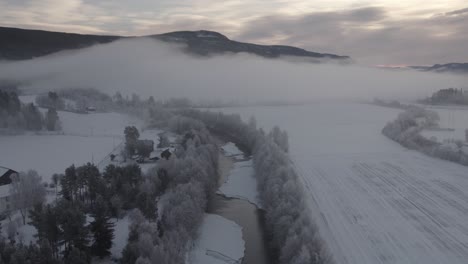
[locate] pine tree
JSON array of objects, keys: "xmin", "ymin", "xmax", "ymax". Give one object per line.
[
  {"xmin": 65, "ymin": 247, "xmax": 89, "ymax": 264},
  {"xmin": 57, "ymin": 200, "xmax": 88, "ymax": 254},
  {"xmin": 61, "ymin": 165, "xmax": 77, "ymax": 202},
  {"xmin": 90, "ymin": 197, "xmax": 115, "ymax": 258},
  {"xmin": 124, "ymin": 126, "xmax": 140, "ymax": 156},
  {"xmin": 45, "ymin": 108, "xmax": 59, "ymax": 131}
]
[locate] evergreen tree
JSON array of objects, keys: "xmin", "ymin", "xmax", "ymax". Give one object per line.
[
  {"xmin": 124, "ymin": 126, "xmax": 140, "ymax": 156},
  {"xmin": 136, "ymin": 192, "xmax": 157, "ymax": 220},
  {"xmin": 65, "ymin": 247, "xmax": 89, "ymax": 264},
  {"xmin": 36, "ymin": 205, "xmax": 62, "ymax": 258},
  {"xmin": 45, "ymin": 108, "xmax": 59, "ymax": 131},
  {"xmin": 22, "ymin": 103, "xmax": 43, "ymax": 130},
  {"xmin": 90, "ymin": 197, "xmax": 115, "ymax": 258},
  {"xmin": 56, "ymin": 200, "xmax": 89, "ymax": 254},
  {"xmin": 61, "ymin": 165, "xmax": 77, "ymax": 202}
]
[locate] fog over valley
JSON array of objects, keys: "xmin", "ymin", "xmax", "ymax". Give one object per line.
[
  {"xmin": 2, "ymin": 2, "xmax": 468, "ymax": 264},
  {"xmin": 0, "ymin": 38, "xmax": 465, "ymax": 103}
]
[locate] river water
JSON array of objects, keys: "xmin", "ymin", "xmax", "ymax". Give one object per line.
[{"xmin": 207, "ymin": 154, "xmax": 273, "ymax": 264}]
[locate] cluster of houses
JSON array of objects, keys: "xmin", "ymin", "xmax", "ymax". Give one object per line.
[{"xmin": 0, "ymin": 166, "xmax": 17, "ymax": 216}]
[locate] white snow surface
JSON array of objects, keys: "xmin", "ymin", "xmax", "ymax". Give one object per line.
[
  {"xmin": 186, "ymin": 214, "xmax": 245, "ymax": 264},
  {"xmin": 0, "ymin": 135, "xmax": 117, "ymax": 182},
  {"xmin": 221, "ymin": 142, "xmax": 243, "ymax": 158},
  {"xmin": 218, "ymin": 159, "xmax": 261, "ymax": 208},
  {"xmin": 59, "ymin": 111, "xmax": 142, "ymax": 137},
  {"xmin": 0, "ymin": 100, "xmax": 142, "ymax": 181},
  {"xmin": 218, "ymin": 103, "xmax": 468, "ymax": 264}
]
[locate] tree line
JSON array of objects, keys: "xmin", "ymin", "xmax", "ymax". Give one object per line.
[
  {"xmin": 0, "ymin": 90, "xmax": 61, "ymax": 132},
  {"xmin": 0, "ymin": 158, "xmax": 167, "ymax": 263}
]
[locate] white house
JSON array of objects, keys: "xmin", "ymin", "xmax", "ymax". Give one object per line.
[{"xmin": 0, "ymin": 166, "xmax": 18, "ymax": 215}]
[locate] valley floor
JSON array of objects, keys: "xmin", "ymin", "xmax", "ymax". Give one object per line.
[{"xmin": 219, "ymin": 103, "xmax": 468, "ymax": 264}]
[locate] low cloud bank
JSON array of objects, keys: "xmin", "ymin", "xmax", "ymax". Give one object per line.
[{"xmin": 0, "ymin": 38, "xmax": 465, "ymax": 104}]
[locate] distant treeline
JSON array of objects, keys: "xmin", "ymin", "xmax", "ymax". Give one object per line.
[
  {"xmin": 420, "ymin": 88, "xmax": 468, "ymax": 106},
  {"xmin": 371, "ymin": 98, "xmax": 412, "ymax": 110},
  {"xmin": 0, "ymin": 90, "xmax": 60, "ymax": 132}
]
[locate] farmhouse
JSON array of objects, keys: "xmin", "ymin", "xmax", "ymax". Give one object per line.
[{"xmin": 0, "ymin": 166, "xmax": 18, "ymax": 214}]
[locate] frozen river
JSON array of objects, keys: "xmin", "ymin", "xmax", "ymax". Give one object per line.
[{"xmin": 218, "ymin": 103, "xmax": 468, "ymax": 264}]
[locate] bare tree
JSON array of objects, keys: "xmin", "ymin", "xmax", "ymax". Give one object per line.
[{"xmin": 10, "ymin": 170, "xmax": 46, "ymax": 224}]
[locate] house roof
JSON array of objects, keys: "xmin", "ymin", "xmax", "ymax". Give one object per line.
[
  {"xmin": 0, "ymin": 166, "xmax": 17, "ymax": 186},
  {"xmin": 0, "ymin": 167, "xmax": 8, "ymax": 176}
]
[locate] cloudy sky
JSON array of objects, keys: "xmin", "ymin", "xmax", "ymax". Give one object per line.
[{"xmin": 0, "ymin": 0, "xmax": 467, "ymax": 65}]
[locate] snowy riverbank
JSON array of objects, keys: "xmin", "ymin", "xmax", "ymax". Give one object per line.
[
  {"xmin": 218, "ymin": 153, "xmax": 261, "ymax": 208},
  {"xmin": 186, "ymin": 214, "xmax": 245, "ymax": 264}
]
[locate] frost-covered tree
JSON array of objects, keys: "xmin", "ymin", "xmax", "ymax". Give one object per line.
[
  {"xmin": 45, "ymin": 108, "xmax": 60, "ymax": 131},
  {"xmin": 269, "ymin": 126, "xmax": 289, "ymax": 152},
  {"xmin": 28, "ymin": 203, "xmax": 62, "ymax": 258},
  {"xmin": 10, "ymin": 170, "xmax": 46, "ymax": 224},
  {"xmin": 157, "ymin": 134, "xmax": 171, "ymax": 148}
]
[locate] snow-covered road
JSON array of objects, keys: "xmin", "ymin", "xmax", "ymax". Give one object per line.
[{"xmin": 218, "ymin": 103, "xmax": 468, "ymax": 264}]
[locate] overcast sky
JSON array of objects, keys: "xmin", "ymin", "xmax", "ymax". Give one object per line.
[{"xmin": 0, "ymin": 0, "xmax": 467, "ymax": 65}]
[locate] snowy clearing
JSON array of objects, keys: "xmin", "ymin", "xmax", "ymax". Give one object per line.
[
  {"xmin": 218, "ymin": 159, "xmax": 261, "ymax": 208},
  {"xmin": 186, "ymin": 214, "xmax": 245, "ymax": 264},
  {"xmin": 0, "ymin": 135, "xmax": 117, "ymax": 182},
  {"xmin": 218, "ymin": 103, "xmax": 468, "ymax": 264},
  {"xmin": 0, "ymin": 101, "xmax": 142, "ymax": 181},
  {"xmin": 59, "ymin": 111, "xmax": 142, "ymax": 137}
]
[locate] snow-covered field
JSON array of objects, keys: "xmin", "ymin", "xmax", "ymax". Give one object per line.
[
  {"xmin": 0, "ymin": 96, "xmax": 143, "ymax": 181},
  {"xmin": 186, "ymin": 214, "xmax": 244, "ymax": 264},
  {"xmin": 218, "ymin": 103, "xmax": 468, "ymax": 264},
  {"xmin": 0, "ymin": 135, "xmax": 118, "ymax": 182}
]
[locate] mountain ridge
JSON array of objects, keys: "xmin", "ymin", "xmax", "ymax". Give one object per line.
[
  {"xmin": 409, "ymin": 63, "xmax": 468, "ymax": 74},
  {"xmin": 0, "ymin": 26, "xmax": 349, "ymax": 61}
]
